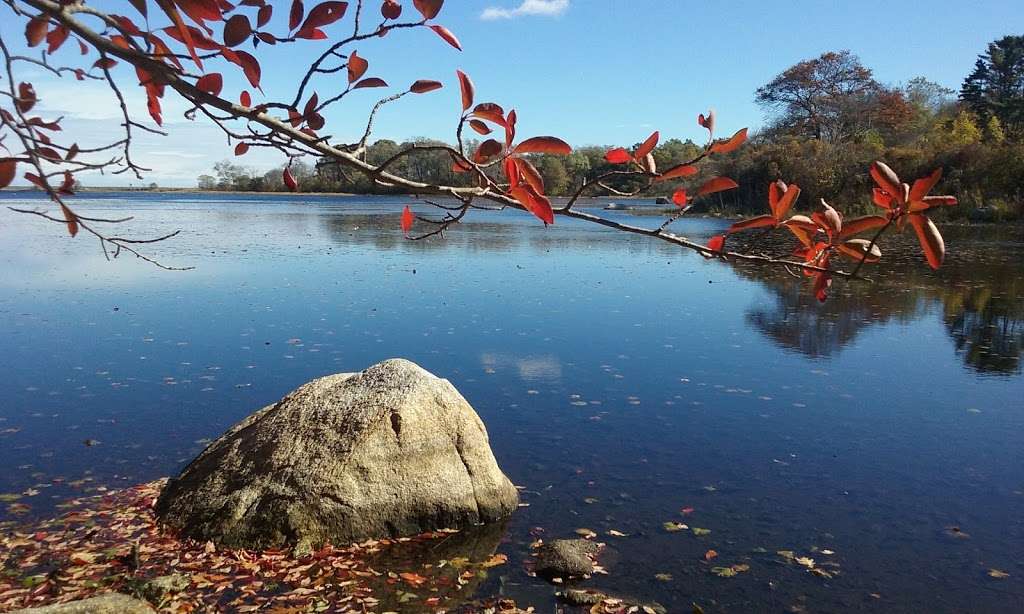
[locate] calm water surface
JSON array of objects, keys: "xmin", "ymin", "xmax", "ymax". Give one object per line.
[{"xmin": 1, "ymin": 192, "xmax": 1022, "ymax": 612}]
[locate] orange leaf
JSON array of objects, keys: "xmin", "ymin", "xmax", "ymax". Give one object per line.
[
  {"xmin": 698, "ymin": 109, "xmax": 715, "ymax": 135},
  {"xmin": 472, "ymin": 103, "xmax": 506, "ymax": 126},
  {"xmin": 347, "ymin": 50, "xmax": 368, "ymax": 83},
  {"xmin": 671, "ymin": 189, "xmax": 688, "ymax": 208},
  {"xmin": 231, "ymin": 50, "xmax": 262, "ymax": 89},
  {"xmin": 634, "ymin": 131, "xmax": 659, "ymax": 160},
  {"xmin": 696, "ymin": 177, "xmax": 738, "ymax": 197},
  {"xmin": 401, "ymin": 204, "xmax": 413, "ymax": 234},
  {"xmin": 707, "ymin": 234, "xmax": 725, "ymax": 252},
  {"xmin": 289, "ymin": 0, "xmax": 304, "ymax": 30},
  {"xmin": 473, "ymin": 139, "xmax": 502, "ymax": 163},
  {"xmin": 836, "ymin": 239, "xmax": 881, "ymax": 264},
  {"xmin": 510, "ymin": 185, "xmax": 554, "ymax": 225},
  {"xmin": 837, "ymin": 215, "xmax": 887, "ymax": 240},
  {"xmin": 283, "ymin": 167, "xmax": 298, "ymax": 191},
  {"xmin": 909, "ymin": 167, "xmax": 941, "ymax": 204},
  {"xmin": 59, "ymin": 203, "xmax": 78, "ymax": 237},
  {"xmin": 709, "ymin": 127, "xmax": 747, "ymax": 154},
  {"xmin": 515, "ymin": 158, "xmax": 545, "ymax": 195},
  {"xmin": 468, "ymin": 119, "xmax": 491, "ymax": 135},
  {"xmin": 908, "ymin": 213, "xmax": 944, "ymax": 269},
  {"xmin": 234, "ymin": 142, "xmax": 249, "ymax": 156},
  {"xmin": 413, "ymin": 0, "xmax": 443, "ymax": 20},
  {"xmin": 870, "ymin": 161, "xmax": 902, "ymax": 203},
  {"xmin": 456, "ymin": 69, "xmax": 474, "ymax": 112},
  {"xmin": 514, "ymin": 136, "xmax": 571, "ymax": 155},
  {"xmin": 239, "ymin": 90, "xmax": 252, "ymax": 106},
  {"xmin": 430, "ymin": 25, "xmax": 461, "ymax": 50},
  {"xmin": 25, "ymin": 15, "xmax": 48, "ymax": 47},
  {"xmin": 604, "ymin": 147, "xmax": 631, "ymax": 164},
  {"xmin": 705, "ymin": 550, "xmax": 718, "ymax": 561},
  {"xmin": 409, "ymin": 79, "xmax": 442, "ymax": 93},
  {"xmin": 301, "ymin": 1, "xmax": 349, "ymax": 30},
  {"xmin": 728, "ymin": 214, "xmax": 776, "ymax": 234},
  {"xmin": 772, "ymin": 183, "xmax": 800, "ymax": 220},
  {"xmin": 656, "ymin": 164, "xmax": 698, "ymax": 181}
]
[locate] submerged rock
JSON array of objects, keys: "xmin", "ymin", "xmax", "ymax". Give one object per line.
[
  {"xmin": 13, "ymin": 594, "xmax": 155, "ymax": 613},
  {"xmin": 155, "ymin": 359, "xmax": 518, "ymax": 553},
  {"xmin": 535, "ymin": 539, "xmax": 602, "ymax": 578}
]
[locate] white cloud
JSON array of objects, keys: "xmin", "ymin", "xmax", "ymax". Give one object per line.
[{"xmin": 481, "ymin": 0, "xmax": 569, "ymax": 20}]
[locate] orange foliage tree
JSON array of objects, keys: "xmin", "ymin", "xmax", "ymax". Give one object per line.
[{"xmin": 0, "ymin": 0, "xmax": 956, "ymax": 300}]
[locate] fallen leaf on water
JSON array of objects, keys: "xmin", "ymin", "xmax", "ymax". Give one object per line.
[
  {"xmin": 704, "ymin": 549, "xmax": 718, "ymax": 561},
  {"xmin": 575, "ymin": 528, "xmax": 597, "ymax": 539},
  {"xmin": 663, "ymin": 522, "xmax": 688, "ymax": 532},
  {"xmin": 654, "ymin": 573, "xmax": 673, "ymax": 582},
  {"xmin": 711, "ymin": 566, "xmax": 737, "ymax": 578},
  {"xmin": 481, "ymin": 553, "xmax": 507, "ymax": 568},
  {"xmin": 988, "ymin": 569, "xmax": 1010, "ymax": 579},
  {"xmin": 606, "ymin": 530, "xmax": 628, "ymax": 537},
  {"xmin": 795, "ymin": 557, "xmax": 815, "ymax": 569},
  {"xmin": 680, "ymin": 506, "xmax": 695, "ymax": 515},
  {"xmin": 691, "ymin": 527, "xmax": 711, "ymax": 537}
]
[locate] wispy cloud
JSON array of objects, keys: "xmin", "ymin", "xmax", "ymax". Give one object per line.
[{"xmin": 481, "ymin": 0, "xmax": 569, "ymax": 20}]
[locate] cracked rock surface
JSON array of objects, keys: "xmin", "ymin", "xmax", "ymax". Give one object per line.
[{"xmin": 155, "ymin": 359, "xmax": 518, "ymax": 553}]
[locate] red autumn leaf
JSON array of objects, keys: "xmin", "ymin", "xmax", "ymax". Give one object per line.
[
  {"xmin": 16, "ymin": 82, "xmax": 36, "ymax": 113},
  {"xmin": 128, "ymin": 0, "xmax": 148, "ymax": 17},
  {"xmin": 301, "ymin": 1, "xmax": 348, "ymax": 30},
  {"xmin": 223, "ymin": 14, "xmax": 251, "ymax": 47},
  {"xmin": 303, "ymin": 92, "xmax": 319, "ymax": 117},
  {"xmin": 909, "ymin": 167, "xmax": 942, "ymax": 204},
  {"xmin": 657, "ymin": 163, "xmax": 698, "ymax": 181},
  {"xmin": 770, "ymin": 183, "xmax": 800, "ymax": 221},
  {"xmin": 381, "ymin": 0, "xmax": 402, "ymax": 19},
  {"xmin": 162, "ymin": 24, "xmax": 220, "ymax": 50},
  {"xmin": 353, "ymin": 77, "xmax": 387, "ymax": 89},
  {"xmin": 196, "ymin": 73, "xmax": 223, "ymax": 97},
  {"xmin": 698, "ymin": 109, "xmax": 715, "ymax": 135},
  {"xmin": 289, "ymin": 0, "xmax": 305, "ymax": 30},
  {"xmin": 672, "ymin": 189, "xmax": 688, "ymax": 208},
  {"xmin": 468, "ymin": 119, "xmax": 491, "ymax": 135},
  {"xmin": 234, "ymin": 142, "xmax": 249, "ymax": 156},
  {"xmin": 26, "ymin": 15, "xmax": 47, "ymax": 47},
  {"xmin": 837, "ymin": 215, "xmax": 888, "ymax": 240},
  {"xmin": 509, "ymin": 185, "xmax": 554, "ymax": 225},
  {"xmin": 515, "ymin": 157, "xmax": 545, "ymax": 195},
  {"xmin": 288, "ymin": 108, "xmax": 303, "ymax": 127},
  {"xmin": 257, "ymin": 4, "xmax": 273, "ymax": 27},
  {"xmin": 401, "ymin": 204, "xmax": 414, "ymax": 234},
  {"xmin": 93, "ymin": 57, "xmax": 117, "ymax": 70},
  {"xmin": 908, "ymin": 214, "xmax": 944, "ymax": 269},
  {"xmin": 46, "ymin": 25, "xmax": 69, "ymax": 54},
  {"xmin": 283, "ymin": 167, "xmax": 298, "ymax": 191},
  {"xmin": 409, "ymin": 79, "xmax": 442, "ymax": 93},
  {"xmin": 307, "ymin": 112, "xmax": 325, "ymax": 130},
  {"xmin": 59, "ymin": 203, "xmax": 79, "ymax": 237},
  {"xmin": 709, "ymin": 127, "xmax": 748, "ymax": 154},
  {"xmin": 412, "ymin": 0, "xmax": 442, "ymax": 20},
  {"xmin": 504, "ymin": 108, "xmax": 517, "ymax": 147},
  {"xmin": 231, "ymin": 50, "xmax": 262, "ymax": 89},
  {"xmin": 870, "ymin": 161, "xmax": 903, "ymax": 204},
  {"xmin": 728, "ymin": 214, "xmax": 776, "ymax": 234},
  {"xmin": 604, "ymin": 147, "xmax": 631, "ymax": 164},
  {"xmin": 471, "ymin": 103, "xmax": 505, "ymax": 126},
  {"xmin": 429, "ymin": 25, "xmax": 461, "ymax": 50},
  {"xmin": 514, "ymin": 136, "xmax": 571, "ymax": 155},
  {"xmin": 456, "ymin": 69, "xmax": 474, "ymax": 112},
  {"xmin": 158, "ymin": 1, "xmax": 203, "ymax": 68},
  {"xmin": 836, "ymin": 239, "xmax": 882, "ymax": 264},
  {"xmin": 634, "ymin": 131, "xmax": 659, "ymax": 160},
  {"xmin": 347, "ymin": 50, "xmax": 368, "ymax": 83},
  {"xmin": 696, "ymin": 177, "xmax": 738, "ymax": 197},
  {"xmin": 473, "ymin": 139, "xmax": 503, "ymax": 163},
  {"xmin": 813, "ymin": 269, "xmax": 831, "ymax": 303},
  {"xmin": 707, "ymin": 234, "xmax": 725, "ymax": 252},
  {"xmin": 0, "ymin": 159, "xmax": 15, "ymax": 189},
  {"xmin": 503, "ymin": 156, "xmax": 519, "ymax": 186},
  {"xmin": 240, "ymin": 90, "xmax": 252, "ymax": 106}
]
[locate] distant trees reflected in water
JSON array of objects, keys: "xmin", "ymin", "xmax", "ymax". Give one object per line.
[{"xmin": 740, "ymin": 227, "xmax": 1024, "ymax": 375}]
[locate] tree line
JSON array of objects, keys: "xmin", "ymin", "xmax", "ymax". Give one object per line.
[{"xmin": 199, "ymin": 36, "xmax": 1024, "ymax": 221}]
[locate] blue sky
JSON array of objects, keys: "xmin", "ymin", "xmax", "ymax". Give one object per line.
[{"xmin": 3, "ymin": 0, "xmax": 1021, "ymax": 186}]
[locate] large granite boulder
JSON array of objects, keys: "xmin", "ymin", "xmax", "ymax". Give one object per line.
[{"xmin": 155, "ymin": 359, "xmax": 518, "ymax": 553}]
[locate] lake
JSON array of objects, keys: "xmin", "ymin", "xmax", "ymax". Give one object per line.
[{"xmin": 1, "ymin": 191, "xmax": 1022, "ymax": 612}]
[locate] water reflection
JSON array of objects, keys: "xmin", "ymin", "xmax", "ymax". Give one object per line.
[{"xmin": 737, "ymin": 226, "xmax": 1024, "ymax": 375}]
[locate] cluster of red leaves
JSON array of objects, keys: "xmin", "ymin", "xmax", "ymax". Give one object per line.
[
  {"xmin": 0, "ymin": 480, "xmax": 510, "ymax": 613},
  {"xmin": 603, "ymin": 110, "xmax": 745, "ymax": 210},
  {"xmin": 706, "ymin": 161, "xmax": 958, "ymax": 302}
]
